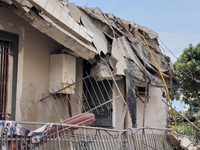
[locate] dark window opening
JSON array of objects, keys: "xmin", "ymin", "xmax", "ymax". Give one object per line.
[
  {"xmin": 136, "ymin": 86, "xmax": 149, "ymax": 96},
  {"xmin": 0, "ymin": 30, "xmax": 18, "ymax": 120},
  {"xmin": 82, "ymin": 60, "xmax": 113, "ymax": 127}
]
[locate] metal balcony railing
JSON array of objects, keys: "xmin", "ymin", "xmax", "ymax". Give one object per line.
[{"xmin": 0, "ymin": 121, "xmax": 175, "ymax": 150}]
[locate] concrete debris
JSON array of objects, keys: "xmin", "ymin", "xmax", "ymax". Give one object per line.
[
  {"xmin": 0, "ymin": 0, "xmax": 182, "ymax": 137},
  {"xmin": 67, "ymin": 3, "xmax": 81, "ymax": 24},
  {"xmin": 0, "ymin": 0, "xmax": 179, "ymax": 87},
  {"xmin": 79, "ymin": 5, "xmax": 179, "ymax": 86},
  {"xmin": 138, "ymin": 24, "xmax": 159, "ymax": 39},
  {"xmin": 180, "ymin": 137, "xmax": 200, "ymax": 150},
  {"xmin": 90, "ymin": 59, "xmax": 119, "ymax": 81},
  {"xmin": 0, "ymin": 0, "xmax": 97, "ymax": 62},
  {"xmin": 167, "ymin": 133, "xmax": 200, "ymax": 150},
  {"xmin": 109, "ymin": 55, "xmax": 118, "ymax": 71},
  {"xmin": 80, "ymin": 10, "xmax": 108, "ymax": 55}
]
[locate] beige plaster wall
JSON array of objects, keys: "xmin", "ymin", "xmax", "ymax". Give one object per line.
[{"xmin": 0, "ymin": 7, "xmax": 65, "ymax": 125}]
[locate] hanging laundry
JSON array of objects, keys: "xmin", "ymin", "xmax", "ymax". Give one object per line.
[{"xmin": 0, "ymin": 121, "xmax": 53, "ymax": 150}]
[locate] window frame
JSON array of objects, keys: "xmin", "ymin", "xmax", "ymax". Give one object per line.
[
  {"xmin": 82, "ymin": 60, "xmax": 113, "ymax": 127},
  {"xmin": 0, "ymin": 30, "xmax": 19, "ymax": 120},
  {"xmin": 136, "ymin": 86, "xmax": 149, "ymax": 97}
]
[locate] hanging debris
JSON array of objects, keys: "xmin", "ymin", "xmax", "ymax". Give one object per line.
[
  {"xmin": 79, "ymin": 5, "xmax": 179, "ymax": 87},
  {"xmin": 125, "ymin": 69, "xmax": 137, "ymax": 127},
  {"xmin": 0, "ymin": 0, "xmax": 179, "ymax": 87}
]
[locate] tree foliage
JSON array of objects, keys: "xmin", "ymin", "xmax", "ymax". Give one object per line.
[
  {"xmin": 173, "ymin": 43, "xmax": 200, "ymax": 112},
  {"xmin": 168, "ymin": 108, "xmax": 200, "ymax": 139}
]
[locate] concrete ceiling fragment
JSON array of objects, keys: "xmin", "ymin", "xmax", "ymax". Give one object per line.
[
  {"xmin": 80, "ymin": 10, "xmax": 108, "ymax": 55},
  {"xmin": 0, "ymin": 0, "xmax": 98, "ymax": 61},
  {"xmin": 138, "ymin": 25, "xmax": 159, "ymax": 39},
  {"xmin": 78, "ymin": 5, "xmax": 179, "ymax": 86}
]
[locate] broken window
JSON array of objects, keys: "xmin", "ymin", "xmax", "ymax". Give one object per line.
[
  {"xmin": 83, "ymin": 60, "xmax": 113, "ymax": 127},
  {"xmin": 0, "ymin": 30, "xmax": 18, "ymax": 120}
]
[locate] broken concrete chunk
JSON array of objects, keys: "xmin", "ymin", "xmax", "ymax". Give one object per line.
[
  {"xmin": 106, "ymin": 13, "xmax": 115, "ymax": 20},
  {"xmin": 188, "ymin": 144, "xmax": 196, "ymax": 150},
  {"xmin": 109, "ymin": 55, "xmax": 118, "ymax": 70},
  {"xmin": 167, "ymin": 133, "xmax": 200, "ymax": 150},
  {"xmin": 138, "ymin": 24, "xmax": 159, "ymax": 39},
  {"xmin": 188, "ymin": 145, "xmax": 200, "ymax": 150},
  {"xmin": 67, "ymin": 3, "xmax": 81, "ymax": 24},
  {"xmin": 180, "ymin": 137, "xmax": 192, "ymax": 149}
]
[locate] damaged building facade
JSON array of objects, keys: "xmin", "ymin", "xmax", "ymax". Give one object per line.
[{"xmin": 0, "ymin": 0, "xmax": 179, "ymax": 133}]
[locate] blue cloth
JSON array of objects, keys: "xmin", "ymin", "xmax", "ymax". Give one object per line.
[{"xmin": 0, "ymin": 121, "xmax": 53, "ymax": 150}]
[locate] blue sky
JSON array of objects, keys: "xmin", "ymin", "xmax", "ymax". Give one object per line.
[
  {"xmin": 69, "ymin": 0, "xmax": 200, "ymax": 111},
  {"xmin": 69, "ymin": 0, "xmax": 200, "ymax": 62}
]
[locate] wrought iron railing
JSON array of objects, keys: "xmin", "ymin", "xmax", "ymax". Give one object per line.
[{"xmin": 0, "ymin": 121, "xmax": 176, "ymax": 150}]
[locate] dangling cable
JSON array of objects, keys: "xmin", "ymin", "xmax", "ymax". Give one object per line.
[{"xmin": 134, "ymin": 33, "xmax": 177, "ymax": 134}]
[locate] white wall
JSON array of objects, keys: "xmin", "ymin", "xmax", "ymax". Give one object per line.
[
  {"xmin": 125, "ymin": 87, "xmax": 168, "ymax": 134},
  {"xmin": 112, "ymin": 79, "xmax": 126, "ymax": 129}
]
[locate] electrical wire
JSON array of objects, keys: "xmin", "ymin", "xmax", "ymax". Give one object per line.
[
  {"xmin": 158, "ymin": 37, "xmax": 200, "ymax": 84},
  {"xmin": 76, "ymin": 140, "xmax": 90, "ymax": 150},
  {"xmin": 135, "ymin": 33, "xmax": 177, "ymax": 134},
  {"xmin": 148, "ymin": 36, "xmax": 200, "ymax": 85}
]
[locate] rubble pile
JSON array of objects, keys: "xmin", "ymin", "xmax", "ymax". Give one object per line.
[{"xmin": 168, "ymin": 133, "xmax": 200, "ymax": 150}]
